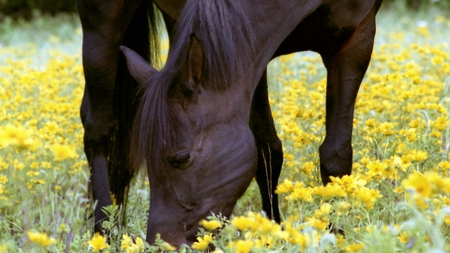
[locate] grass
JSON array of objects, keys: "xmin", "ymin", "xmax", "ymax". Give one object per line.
[{"xmin": 1, "ymin": 7, "xmax": 450, "ymax": 252}]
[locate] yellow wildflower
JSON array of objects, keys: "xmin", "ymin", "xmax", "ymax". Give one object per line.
[
  {"xmin": 51, "ymin": 144, "xmax": 78, "ymax": 161},
  {"xmin": 345, "ymin": 243, "xmax": 365, "ymax": 252},
  {"xmin": 275, "ymin": 179, "xmax": 294, "ymax": 194},
  {"xmin": 26, "ymin": 230, "xmax": 56, "ymax": 247},
  {"xmin": 398, "ymin": 231, "xmax": 409, "ymax": 243},
  {"xmin": 376, "ymin": 122, "xmax": 395, "ymax": 136},
  {"xmin": 191, "ymin": 233, "xmax": 213, "ymax": 251},
  {"xmin": 0, "ymin": 244, "xmax": 8, "ymax": 252},
  {"xmin": 228, "ymin": 240, "xmax": 253, "ymax": 253},
  {"xmin": 439, "ymin": 161, "xmax": 450, "ymax": 170},
  {"xmin": 0, "ymin": 175, "xmax": 7, "ymax": 184},
  {"xmin": 445, "ymin": 217, "xmax": 450, "ymax": 226},
  {"xmin": 354, "ymin": 187, "xmax": 383, "ymax": 209},
  {"xmin": 199, "ymin": 219, "xmax": 222, "ymax": 231},
  {"xmin": 88, "ymin": 233, "xmax": 109, "ymax": 251},
  {"xmin": 330, "ymin": 174, "xmax": 366, "ymax": 194},
  {"xmin": 312, "ymin": 184, "xmax": 347, "ymax": 198},
  {"xmin": 402, "ymin": 172, "xmax": 432, "ymax": 198},
  {"xmin": 121, "ymin": 234, "xmax": 133, "ymax": 251},
  {"xmin": 0, "ymin": 125, "xmax": 34, "ymax": 150},
  {"xmin": 307, "ymin": 216, "xmax": 328, "ymax": 230},
  {"xmin": 367, "ymin": 160, "xmax": 387, "ymax": 178},
  {"xmin": 433, "ymin": 115, "xmax": 447, "ymax": 130},
  {"xmin": 408, "ymin": 150, "xmax": 428, "ymax": 162},
  {"xmin": 288, "ymin": 185, "xmax": 313, "ymax": 202},
  {"xmin": 137, "ymin": 241, "xmax": 146, "ymax": 253},
  {"xmin": 314, "ymin": 203, "xmax": 332, "ymax": 218}
]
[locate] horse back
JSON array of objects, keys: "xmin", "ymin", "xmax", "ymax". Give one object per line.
[{"xmin": 274, "ymin": 0, "xmax": 383, "ymax": 57}]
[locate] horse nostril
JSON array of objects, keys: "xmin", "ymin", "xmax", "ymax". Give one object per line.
[{"xmin": 167, "ymin": 153, "xmax": 191, "ymax": 169}]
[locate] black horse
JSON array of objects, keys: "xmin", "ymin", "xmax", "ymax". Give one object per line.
[{"xmin": 77, "ymin": 0, "xmax": 383, "ymax": 247}]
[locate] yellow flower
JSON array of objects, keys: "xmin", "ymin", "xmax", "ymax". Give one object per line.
[
  {"xmin": 0, "ymin": 125, "xmax": 34, "ymax": 150},
  {"xmin": 314, "ymin": 203, "xmax": 332, "ymax": 218},
  {"xmin": 159, "ymin": 240, "xmax": 175, "ymax": 251},
  {"xmin": 121, "ymin": 234, "xmax": 133, "ymax": 250},
  {"xmin": 135, "ymin": 237, "xmax": 146, "ymax": 251},
  {"xmin": 402, "ymin": 172, "xmax": 432, "ymax": 198},
  {"xmin": 88, "ymin": 233, "xmax": 109, "ymax": 251},
  {"xmin": 398, "ymin": 231, "xmax": 409, "ymax": 243},
  {"xmin": 288, "ymin": 185, "xmax": 313, "ymax": 202},
  {"xmin": 26, "ymin": 230, "xmax": 56, "ymax": 247},
  {"xmin": 354, "ymin": 187, "xmax": 383, "ymax": 209},
  {"xmin": 191, "ymin": 233, "xmax": 213, "ymax": 251},
  {"xmin": 284, "ymin": 222, "xmax": 309, "ymax": 246},
  {"xmin": 445, "ymin": 217, "xmax": 450, "ymax": 226},
  {"xmin": 330, "ymin": 175, "xmax": 366, "ymax": 194},
  {"xmin": 300, "ymin": 161, "xmax": 315, "ymax": 173},
  {"xmin": 376, "ymin": 122, "xmax": 395, "ymax": 136},
  {"xmin": 0, "ymin": 244, "xmax": 8, "ymax": 252},
  {"xmin": 408, "ymin": 150, "xmax": 428, "ymax": 162},
  {"xmin": 432, "ymin": 56, "xmax": 444, "ymax": 65},
  {"xmin": 439, "ymin": 161, "xmax": 450, "ymax": 170},
  {"xmin": 366, "ymin": 160, "xmax": 387, "ymax": 178},
  {"xmin": 199, "ymin": 219, "xmax": 222, "ymax": 231},
  {"xmin": 51, "ymin": 144, "xmax": 78, "ymax": 161},
  {"xmin": 231, "ymin": 216, "xmax": 255, "ymax": 231},
  {"xmin": 0, "ymin": 175, "xmax": 7, "ymax": 184},
  {"xmin": 390, "ymin": 156, "xmax": 410, "ymax": 172},
  {"xmin": 433, "ymin": 115, "xmax": 448, "ymax": 131},
  {"xmin": 312, "ymin": 184, "xmax": 347, "ymax": 198},
  {"xmin": 228, "ymin": 240, "xmax": 253, "ymax": 253},
  {"xmin": 275, "ymin": 179, "xmax": 294, "ymax": 194},
  {"xmin": 344, "ymin": 243, "xmax": 365, "ymax": 252},
  {"xmin": 399, "ymin": 128, "xmax": 417, "ymax": 142},
  {"xmin": 307, "ymin": 216, "xmax": 328, "ymax": 230}
]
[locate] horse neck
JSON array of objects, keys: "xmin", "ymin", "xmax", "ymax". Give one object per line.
[{"xmin": 237, "ymin": 1, "xmax": 321, "ymax": 82}]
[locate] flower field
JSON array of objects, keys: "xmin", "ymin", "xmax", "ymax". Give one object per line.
[{"xmin": 1, "ymin": 8, "xmax": 450, "ymax": 253}]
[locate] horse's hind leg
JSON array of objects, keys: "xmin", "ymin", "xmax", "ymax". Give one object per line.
[
  {"xmin": 250, "ymin": 69, "xmax": 283, "ymax": 223},
  {"xmin": 77, "ymin": 0, "xmax": 146, "ymax": 232},
  {"xmin": 318, "ymin": 11, "xmax": 377, "ymax": 185}
]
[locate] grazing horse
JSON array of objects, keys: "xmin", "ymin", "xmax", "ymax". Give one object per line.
[{"xmin": 77, "ymin": 0, "xmax": 382, "ymax": 247}]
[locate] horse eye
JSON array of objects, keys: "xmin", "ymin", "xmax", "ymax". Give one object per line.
[{"xmin": 167, "ymin": 153, "xmax": 191, "ymax": 169}]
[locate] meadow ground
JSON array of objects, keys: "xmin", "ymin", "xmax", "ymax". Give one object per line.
[{"xmin": 1, "ymin": 6, "xmax": 450, "ymax": 253}]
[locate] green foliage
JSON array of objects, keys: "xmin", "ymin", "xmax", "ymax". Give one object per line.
[{"xmin": 0, "ymin": 0, "xmax": 76, "ymax": 20}]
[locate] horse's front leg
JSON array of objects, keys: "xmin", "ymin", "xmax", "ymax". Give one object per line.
[
  {"xmin": 77, "ymin": 0, "xmax": 145, "ymax": 232},
  {"xmin": 318, "ymin": 12, "xmax": 377, "ymax": 185},
  {"xmin": 250, "ymin": 70, "xmax": 283, "ymax": 223}
]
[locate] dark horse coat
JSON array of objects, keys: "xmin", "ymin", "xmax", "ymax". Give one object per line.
[{"xmin": 77, "ymin": 0, "xmax": 383, "ymax": 247}]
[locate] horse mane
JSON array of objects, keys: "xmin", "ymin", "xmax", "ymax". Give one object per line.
[
  {"xmin": 167, "ymin": 0, "xmax": 255, "ymax": 91},
  {"xmin": 130, "ymin": 0, "xmax": 254, "ymax": 173}
]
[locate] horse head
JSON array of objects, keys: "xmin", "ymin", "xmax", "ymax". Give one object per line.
[{"xmin": 121, "ymin": 33, "xmax": 257, "ymax": 246}]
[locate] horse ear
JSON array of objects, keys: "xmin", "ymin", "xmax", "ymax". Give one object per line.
[
  {"xmin": 170, "ymin": 34, "xmax": 204, "ymax": 99},
  {"xmin": 120, "ymin": 46, "xmax": 158, "ymax": 84},
  {"xmin": 186, "ymin": 34, "xmax": 204, "ymax": 84}
]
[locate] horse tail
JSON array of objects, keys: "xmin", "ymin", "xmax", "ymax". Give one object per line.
[{"xmin": 108, "ymin": 0, "xmax": 161, "ymax": 223}]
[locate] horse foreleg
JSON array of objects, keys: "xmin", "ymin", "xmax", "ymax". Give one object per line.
[
  {"xmin": 250, "ymin": 70, "xmax": 283, "ymax": 223},
  {"xmin": 81, "ymin": 81, "xmax": 115, "ymax": 232},
  {"xmin": 77, "ymin": 0, "xmax": 146, "ymax": 232},
  {"xmin": 319, "ymin": 12, "xmax": 377, "ymax": 185}
]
